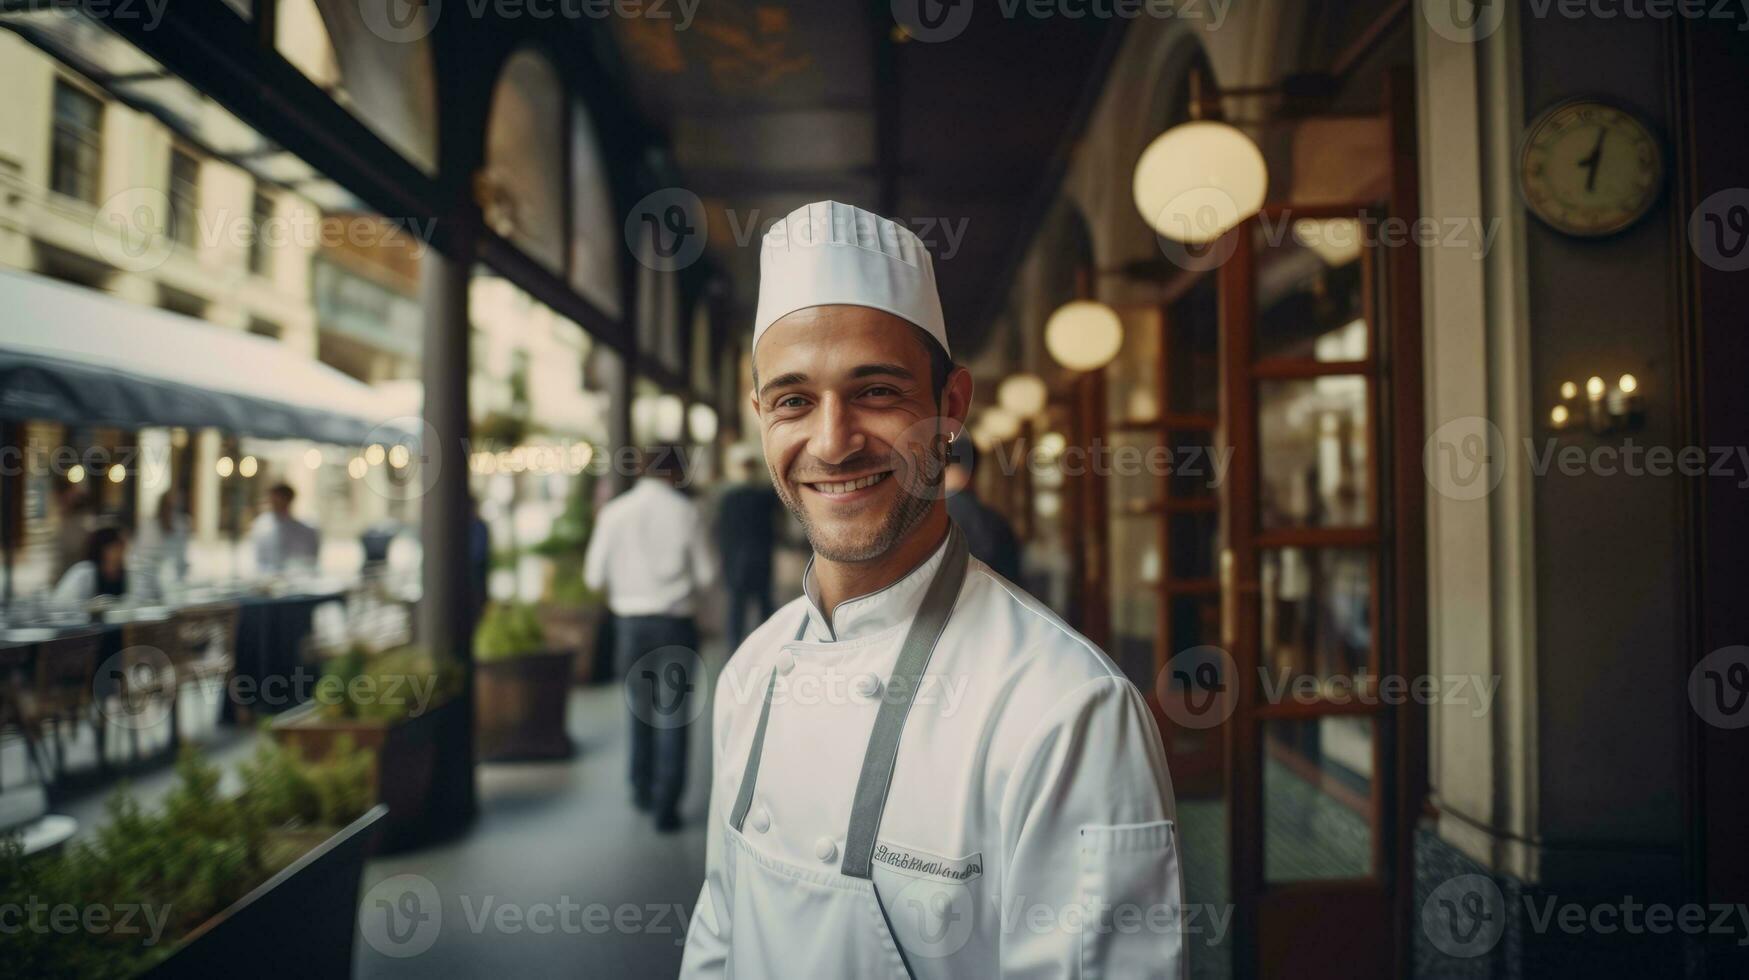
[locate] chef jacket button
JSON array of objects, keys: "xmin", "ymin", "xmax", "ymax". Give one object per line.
[
  {"xmin": 750, "ymin": 806, "xmax": 771, "ymax": 833},
  {"xmin": 852, "ymin": 674, "xmax": 882, "ymax": 699},
  {"xmin": 815, "ymin": 837, "xmax": 838, "ymax": 863},
  {"xmin": 778, "ymin": 653, "xmax": 796, "ymax": 675}
]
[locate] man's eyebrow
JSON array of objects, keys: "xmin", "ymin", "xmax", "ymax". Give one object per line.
[
  {"xmin": 758, "ymin": 363, "xmax": 916, "ymax": 398},
  {"xmin": 849, "ymin": 363, "xmax": 916, "ymax": 381},
  {"xmin": 758, "ymin": 372, "xmax": 808, "ymax": 398}
]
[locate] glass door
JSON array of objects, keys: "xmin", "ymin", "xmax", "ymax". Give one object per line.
[
  {"xmin": 1220, "ymin": 204, "xmax": 1396, "ymax": 978},
  {"xmin": 1105, "ymin": 291, "xmax": 1226, "ymax": 799}
]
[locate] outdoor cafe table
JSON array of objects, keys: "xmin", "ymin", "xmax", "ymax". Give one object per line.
[
  {"xmin": 220, "ymin": 589, "xmax": 347, "ymax": 721},
  {"xmin": 1, "ymin": 587, "xmax": 348, "ymax": 741}
]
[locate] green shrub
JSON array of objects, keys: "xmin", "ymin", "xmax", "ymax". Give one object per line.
[
  {"xmin": 475, "ymin": 602, "xmax": 547, "ymax": 662},
  {"xmin": 0, "ymin": 740, "xmax": 373, "ymax": 978},
  {"xmin": 546, "ymin": 570, "xmax": 602, "ymax": 608},
  {"xmin": 315, "ymin": 644, "xmax": 461, "ymax": 722},
  {"xmin": 239, "ymin": 735, "xmax": 373, "ymax": 830},
  {"xmin": 534, "ymin": 474, "xmax": 604, "ymax": 608}
]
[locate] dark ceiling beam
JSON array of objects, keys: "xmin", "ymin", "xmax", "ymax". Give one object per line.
[
  {"xmin": 680, "ymin": 168, "xmax": 1049, "ymax": 200},
  {"xmin": 871, "ymin": 6, "xmax": 899, "ymax": 216},
  {"xmin": 972, "ymin": 20, "xmax": 1133, "ymax": 356},
  {"xmin": 682, "ymin": 169, "xmax": 879, "ymax": 197},
  {"xmin": 662, "ymin": 100, "xmax": 882, "ymax": 118}
]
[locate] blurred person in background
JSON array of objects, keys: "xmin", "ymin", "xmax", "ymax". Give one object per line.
[
  {"xmin": 583, "ymin": 444, "xmax": 716, "ymax": 832},
  {"xmin": 250, "ymin": 482, "xmax": 320, "ymax": 574},
  {"xmin": 943, "ymin": 438, "xmax": 1021, "ymax": 582},
  {"xmin": 52, "ymin": 524, "xmax": 129, "ymax": 605},
  {"xmin": 714, "ymin": 442, "xmax": 780, "ymax": 648}
]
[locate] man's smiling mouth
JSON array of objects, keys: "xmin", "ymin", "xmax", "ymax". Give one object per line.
[{"xmin": 804, "ymin": 471, "xmax": 892, "ymax": 495}]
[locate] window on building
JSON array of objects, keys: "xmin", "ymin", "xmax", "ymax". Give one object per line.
[
  {"xmin": 168, "ymin": 147, "xmax": 200, "ymax": 248},
  {"xmin": 247, "ymin": 317, "xmax": 282, "ymax": 340},
  {"xmin": 158, "ymin": 284, "xmax": 207, "ymax": 320},
  {"xmin": 50, "ymin": 81, "xmax": 103, "ymax": 204},
  {"xmin": 249, "ymin": 189, "xmax": 274, "ymax": 275}
]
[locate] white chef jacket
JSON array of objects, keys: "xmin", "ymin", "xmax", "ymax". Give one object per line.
[
  {"xmin": 583, "ymin": 478, "xmax": 717, "ymax": 617},
  {"xmin": 681, "ymin": 531, "xmax": 1185, "ymax": 978}
]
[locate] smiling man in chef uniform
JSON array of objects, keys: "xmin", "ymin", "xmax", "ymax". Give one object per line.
[{"xmin": 680, "ymin": 201, "xmax": 1184, "ymax": 979}]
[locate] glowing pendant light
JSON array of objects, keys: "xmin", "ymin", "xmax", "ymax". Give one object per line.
[
  {"xmin": 1045, "ymin": 299, "xmax": 1123, "ymax": 372},
  {"xmin": 980, "ymin": 407, "xmax": 1022, "ymax": 441},
  {"xmin": 1133, "ymin": 120, "xmax": 1267, "ymax": 244},
  {"xmin": 997, "ymin": 373, "xmax": 1049, "ymax": 417}
]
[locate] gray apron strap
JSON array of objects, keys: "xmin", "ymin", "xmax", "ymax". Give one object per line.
[
  {"xmin": 728, "ymin": 614, "xmax": 810, "ymax": 831},
  {"xmin": 842, "ymin": 524, "xmax": 969, "ymax": 879}
]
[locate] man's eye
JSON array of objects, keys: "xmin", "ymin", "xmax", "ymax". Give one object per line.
[
  {"xmin": 776, "ymin": 395, "xmax": 809, "ymax": 409},
  {"xmin": 862, "ymin": 385, "xmax": 898, "ymax": 398}
]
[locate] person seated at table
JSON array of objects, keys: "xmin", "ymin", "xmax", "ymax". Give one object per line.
[
  {"xmin": 52, "ymin": 524, "xmax": 129, "ymax": 605},
  {"xmin": 250, "ymin": 482, "xmax": 321, "ymax": 575}
]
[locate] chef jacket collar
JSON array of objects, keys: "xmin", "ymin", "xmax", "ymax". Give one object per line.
[{"xmin": 799, "ymin": 527, "xmax": 953, "ymax": 644}]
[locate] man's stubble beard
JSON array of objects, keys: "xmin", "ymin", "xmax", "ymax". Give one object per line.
[{"xmin": 771, "ymin": 439, "xmax": 945, "ymax": 564}]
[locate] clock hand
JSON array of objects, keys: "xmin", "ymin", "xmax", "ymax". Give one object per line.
[{"xmin": 1578, "ymin": 128, "xmax": 1607, "ymax": 192}]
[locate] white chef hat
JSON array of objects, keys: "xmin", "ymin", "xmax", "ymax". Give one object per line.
[{"xmin": 753, "ymin": 201, "xmax": 949, "ymax": 356}]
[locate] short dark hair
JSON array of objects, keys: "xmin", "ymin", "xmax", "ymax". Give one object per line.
[
  {"xmin": 641, "ymin": 444, "xmax": 688, "ymax": 481},
  {"xmin": 85, "ymin": 524, "xmax": 126, "ymax": 564},
  {"xmin": 914, "ymin": 324, "xmax": 955, "ymax": 399},
  {"xmin": 268, "ymin": 482, "xmax": 295, "ymax": 502}
]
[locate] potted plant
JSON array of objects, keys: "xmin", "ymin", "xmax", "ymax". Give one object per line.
[
  {"xmin": 544, "ymin": 573, "xmax": 607, "ymax": 685},
  {"xmin": 474, "ymin": 603, "xmax": 573, "ymax": 761},
  {"xmin": 529, "ymin": 476, "xmax": 608, "ymax": 685},
  {"xmin": 271, "ymin": 645, "xmax": 462, "ymax": 853},
  {"xmin": 0, "ymin": 743, "xmax": 384, "ymax": 978}
]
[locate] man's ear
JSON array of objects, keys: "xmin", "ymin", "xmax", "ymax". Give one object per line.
[
  {"xmin": 941, "ymin": 366, "xmax": 974, "ymax": 433},
  {"xmin": 747, "ymin": 386, "xmax": 763, "ymax": 424}
]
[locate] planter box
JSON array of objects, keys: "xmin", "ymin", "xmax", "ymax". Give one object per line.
[
  {"xmin": 476, "ymin": 650, "xmax": 574, "ymax": 761},
  {"xmin": 142, "ymin": 805, "xmax": 387, "ymax": 979},
  {"xmin": 536, "ymin": 603, "xmax": 605, "ymax": 685},
  {"xmin": 271, "ymin": 698, "xmax": 460, "ymax": 853}
]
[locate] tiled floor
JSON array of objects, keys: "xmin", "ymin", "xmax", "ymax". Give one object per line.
[{"xmin": 353, "ymin": 681, "xmax": 715, "ymax": 979}]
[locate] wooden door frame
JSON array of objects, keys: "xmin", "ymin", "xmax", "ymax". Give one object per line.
[
  {"xmin": 1219, "ymin": 67, "xmax": 1428, "ymax": 979},
  {"xmin": 1384, "ymin": 65, "xmax": 1430, "ymax": 980}
]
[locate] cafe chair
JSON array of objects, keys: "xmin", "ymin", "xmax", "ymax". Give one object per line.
[
  {"xmin": 13, "ymin": 631, "xmax": 103, "ymax": 784},
  {"xmin": 112, "ymin": 620, "xmax": 181, "ymax": 764},
  {"xmin": 169, "ymin": 603, "xmax": 240, "ymax": 740}
]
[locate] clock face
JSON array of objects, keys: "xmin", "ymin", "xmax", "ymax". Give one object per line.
[{"xmin": 1520, "ymin": 100, "xmax": 1663, "ymax": 237}]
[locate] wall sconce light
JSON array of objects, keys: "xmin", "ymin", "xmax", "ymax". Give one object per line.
[{"xmin": 1549, "ymin": 373, "xmax": 1643, "ymax": 434}]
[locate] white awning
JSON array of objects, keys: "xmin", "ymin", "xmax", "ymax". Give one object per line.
[{"xmin": 0, "ymin": 269, "xmax": 410, "ymax": 445}]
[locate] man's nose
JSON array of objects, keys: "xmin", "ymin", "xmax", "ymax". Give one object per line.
[{"xmin": 807, "ymin": 394, "xmax": 866, "ymax": 465}]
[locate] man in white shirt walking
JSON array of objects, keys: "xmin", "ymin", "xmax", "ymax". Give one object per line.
[
  {"xmin": 584, "ymin": 445, "xmax": 716, "ymax": 832},
  {"xmin": 249, "ymin": 482, "xmax": 320, "ymax": 575}
]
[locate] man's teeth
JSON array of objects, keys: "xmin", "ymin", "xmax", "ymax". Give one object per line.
[{"xmin": 813, "ymin": 472, "xmax": 889, "ymax": 494}]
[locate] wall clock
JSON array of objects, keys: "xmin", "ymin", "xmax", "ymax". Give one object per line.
[{"xmin": 1519, "ymin": 99, "xmax": 1663, "ymax": 237}]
